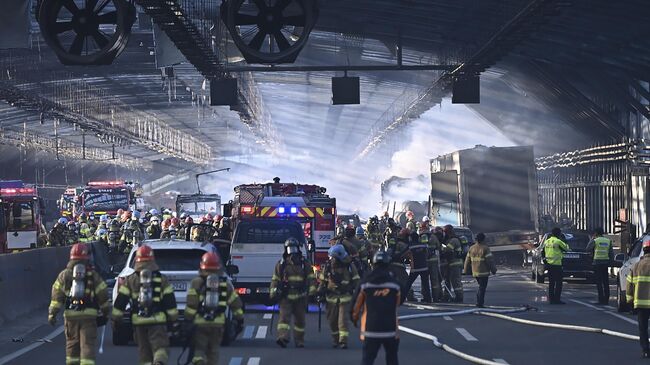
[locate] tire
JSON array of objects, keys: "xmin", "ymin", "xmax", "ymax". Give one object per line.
[
  {"xmin": 112, "ymin": 321, "xmax": 131, "ymax": 346},
  {"xmin": 617, "ymin": 279, "xmax": 629, "ymax": 313}
]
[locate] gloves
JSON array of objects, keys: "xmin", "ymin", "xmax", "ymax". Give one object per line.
[{"xmin": 47, "ymin": 314, "xmax": 57, "ymax": 326}]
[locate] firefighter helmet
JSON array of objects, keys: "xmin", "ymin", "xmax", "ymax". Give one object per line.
[
  {"xmin": 406, "ymin": 211, "xmax": 414, "ymax": 219},
  {"xmin": 149, "ymin": 208, "xmax": 159, "ymax": 216},
  {"xmin": 161, "ymin": 218, "xmax": 171, "ymax": 230},
  {"xmin": 328, "ymin": 244, "xmax": 348, "ymax": 261},
  {"xmin": 185, "ymin": 217, "xmax": 194, "ymax": 225},
  {"xmin": 135, "ymin": 245, "xmax": 155, "ymax": 262},
  {"xmin": 58, "ymin": 217, "xmax": 68, "ymax": 225},
  {"xmin": 132, "ymin": 211, "xmax": 141, "ymax": 220},
  {"xmin": 171, "ymin": 217, "xmax": 180, "ymax": 227},
  {"xmin": 70, "ymin": 243, "xmax": 90, "ymax": 260},
  {"xmin": 372, "ymin": 250, "xmax": 391, "ymax": 266},
  {"xmin": 355, "ymin": 226, "xmax": 365, "ymax": 236},
  {"xmin": 116, "ymin": 208, "xmax": 124, "ymax": 217},
  {"xmin": 200, "ymin": 252, "xmax": 222, "ymax": 271},
  {"xmin": 284, "ymin": 237, "xmax": 301, "ymax": 255},
  {"xmin": 422, "ymin": 216, "xmax": 430, "ymax": 223},
  {"xmin": 644, "ymin": 238, "xmax": 650, "ymax": 250}
]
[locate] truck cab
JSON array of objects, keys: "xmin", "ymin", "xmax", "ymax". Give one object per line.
[{"xmin": 228, "ymin": 219, "xmax": 309, "ymax": 304}]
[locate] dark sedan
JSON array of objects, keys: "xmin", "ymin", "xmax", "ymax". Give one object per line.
[{"xmin": 531, "ymin": 231, "xmax": 594, "ymax": 283}]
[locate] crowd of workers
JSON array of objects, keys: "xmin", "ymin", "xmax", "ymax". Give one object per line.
[{"xmin": 44, "ymin": 205, "xmax": 650, "ymax": 364}]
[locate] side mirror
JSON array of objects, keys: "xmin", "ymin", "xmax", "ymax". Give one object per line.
[
  {"xmin": 226, "ymin": 264, "xmax": 239, "ymax": 276},
  {"xmin": 612, "ymin": 253, "xmax": 626, "ymax": 268}
]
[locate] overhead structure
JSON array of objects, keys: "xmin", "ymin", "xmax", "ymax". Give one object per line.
[{"xmin": 38, "ymin": 0, "xmax": 136, "ymax": 65}]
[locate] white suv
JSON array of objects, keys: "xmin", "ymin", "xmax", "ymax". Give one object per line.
[
  {"xmin": 615, "ymin": 235, "xmax": 645, "ymax": 312},
  {"xmin": 111, "ymin": 239, "xmax": 238, "ymax": 345}
]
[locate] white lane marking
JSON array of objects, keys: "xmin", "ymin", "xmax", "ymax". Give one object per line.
[
  {"xmin": 0, "ymin": 325, "xmax": 64, "ymax": 365},
  {"xmin": 456, "ymin": 328, "xmax": 478, "ymax": 341},
  {"xmin": 443, "ymin": 316, "xmax": 453, "ymax": 321},
  {"xmin": 263, "ymin": 313, "xmax": 273, "ymax": 319},
  {"xmin": 256, "ymin": 325, "xmax": 268, "ymax": 339},
  {"xmin": 247, "ymin": 358, "xmax": 261, "ymax": 365},
  {"xmin": 243, "ymin": 326, "xmax": 255, "ymax": 339},
  {"xmin": 228, "ymin": 357, "xmax": 243, "ymax": 365},
  {"xmin": 570, "ymin": 299, "xmax": 636, "ymax": 325},
  {"xmin": 493, "ymin": 359, "xmax": 509, "ymax": 364}
]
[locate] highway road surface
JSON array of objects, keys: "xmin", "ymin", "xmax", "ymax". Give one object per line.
[{"xmin": 0, "ymin": 267, "xmax": 644, "ymax": 365}]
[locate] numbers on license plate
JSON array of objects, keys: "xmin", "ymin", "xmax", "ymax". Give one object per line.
[{"xmin": 172, "ymin": 282, "xmax": 187, "ymax": 291}]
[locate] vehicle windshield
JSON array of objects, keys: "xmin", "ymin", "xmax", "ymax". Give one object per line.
[
  {"xmin": 129, "ymin": 249, "xmax": 207, "ymax": 271},
  {"xmin": 4, "ymin": 201, "xmax": 35, "ymax": 230},
  {"xmin": 178, "ymin": 201, "xmax": 220, "ymax": 217},
  {"xmin": 235, "ymin": 221, "xmax": 305, "ymax": 244},
  {"xmin": 83, "ymin": 189, "xmax": 129, "ymax": 211},
  {"xmin": 562, "ymin": 233, "xmax": 590, "ymax": 251}
]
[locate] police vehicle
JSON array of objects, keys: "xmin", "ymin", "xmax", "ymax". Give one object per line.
[
  {"xmin": 531, "ymin": 230, "xmax": 594, "ymax": 283},
  {"xmin": 111, "ymin": 239, "xmax": 239, "ymax": 346}
]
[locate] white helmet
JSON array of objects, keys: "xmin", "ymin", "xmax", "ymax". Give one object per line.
[{"xmin": 422, "ymin": 216, "xmax": 430, "ymax": 223}]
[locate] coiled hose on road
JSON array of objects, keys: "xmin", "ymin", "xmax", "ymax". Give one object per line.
[{"xmin": 398, "ymin": 303, "xmax": 639, "ymax": 365}]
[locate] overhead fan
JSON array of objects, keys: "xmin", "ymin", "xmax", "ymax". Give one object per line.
[
  {"xmin": 38, "ymin": 0, "xmax": 136, "ymax": 65},
  {"xmin": 221, "ymin": 0, "xmax": 318, "ymax": 64}
]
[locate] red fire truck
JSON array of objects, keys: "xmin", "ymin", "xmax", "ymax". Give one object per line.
[
  {"xmin": 58, "ymin": 187, "xmax": 83, "ymax": 219},
  {"xmin": 0, "ymin": 181, "xmax": 47, "ymax": 253},
  {"xmin": 229, "ymin": 178, "xmax": 337, "ymax": 265},
  {"xmin": 79, "ymin": 180, "xmax": 140, "ymax": 217}
]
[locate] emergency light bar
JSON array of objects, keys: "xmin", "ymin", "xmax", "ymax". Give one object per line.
[
  {"xmin": 278, "ymin": 204, "xmax": 298, "ymax": 215},
  {"xmin": 0, "ymin": 187, "xmax": 36, "ymax": 195},
  {"xmin": 87, "ymin": 180, "xmax": 125, "ymax": 187}
]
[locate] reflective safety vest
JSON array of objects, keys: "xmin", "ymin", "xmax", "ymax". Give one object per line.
[
  {"xmin": 593, "ymin": 237, "xmax": 612, "ymax": 262},
  {"xmin": 626, "ymin": 256, "xmax": 650, "ymax": 309},
  {"xmin": 543, "ymin": 236, "xmax": 569, "ymax": 266}
]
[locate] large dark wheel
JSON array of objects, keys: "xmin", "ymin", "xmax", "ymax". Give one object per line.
[
  {"xmin": 222, "ymin": 0, "xmax": 318, "ymax": 64},
  {"xmin": 38, "ymin": 0, "xmax": 135, "ymax": 65}
]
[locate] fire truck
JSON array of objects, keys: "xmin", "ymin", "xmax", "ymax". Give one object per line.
[
  {"xmin": 58, "ymin": 187, "xmax": 83, "ymax": 218},
  {"xmin": 0, "ymin": 181, "xmax": 47, "ymax": 253},
  {"xmin": 229, "ymin": 178, "xmax": 337, "ymax": 265},
  {"xmin": 79, "ymin": 180, "xmax": 141, "ymax": 217}
]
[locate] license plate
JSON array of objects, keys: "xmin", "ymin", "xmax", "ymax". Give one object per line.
[
  {"xmin": 256, "ymin": 287, "xmax": 270, "ymax": 294},
  {"xmin": 172, "ymin": 282, "xmax": 187, "ymax": 291},
  {"xmin": 564, "ymin": 254, "xmax": 579, "ymax": 259}
]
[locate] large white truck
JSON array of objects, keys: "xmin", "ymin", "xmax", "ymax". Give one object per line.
[{"xmin": 430, "ymin": 145, "xmax": 539, "ymax": 257}]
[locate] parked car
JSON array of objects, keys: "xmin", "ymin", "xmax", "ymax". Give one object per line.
[
  {"xmin": 111, "ymin": 239, "xmax": 239, "ymax": 346},
  {"xmin": 615, "ymin": 235, "xmax": 644, "ymax": 312},
  {"xmin": 531, "ymin": 230, "xmax": 594, "ymax": 283}
]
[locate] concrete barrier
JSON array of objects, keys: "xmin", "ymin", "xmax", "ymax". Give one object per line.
[{"xmin": 0, "ymin": 247, "xmax": 71, "ymax": 325}]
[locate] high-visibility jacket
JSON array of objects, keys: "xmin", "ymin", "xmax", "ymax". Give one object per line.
[
  {"xmin": 626, "ymin": 256, "xmax": 650, "ymax": 309},
  {"xmin": 426, "ymin": 234, "xmax": 441, "ymax": 264},
  {"xmin": 185, "ymin": 272, "xmax": 244, "ymax": 327},
  {"xmin": 49, "ymin": 261, "xmax": 109, "ymax": 320},
  {"xmin": 464, "ymin": 243, "xmax": 497, "ymax": 277},
  {"xmin": 112, "ymin": 261, "xmax": 178, "ymax": 325},
  {"xmin": 443, "ymin": 237, "xmax": 463, "ymax": 267},
  {"xmin": 592, "ymin": 236, "xmax": 613, "ymax": 264},
  {"xmin": 542, "ymin": 236, "xmax": 569, "ymax": 266},
  {"xmin": 270, "ymin": 256, "xmax": 317, "ymax": 301},
  {"xmin": 317, "ymin": 259, "xmax": 360, "ymax": 304}
]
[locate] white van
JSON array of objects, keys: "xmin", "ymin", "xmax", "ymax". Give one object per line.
[
  {"xmin": 228, "ymin": 219, "xmax": 309, "ymax": 305},
  {"xmin": 615, "ymin": 235, "xmax": 646, "ymax": 312}
]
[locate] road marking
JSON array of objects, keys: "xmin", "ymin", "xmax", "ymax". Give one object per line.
[
  {"xmin": 456, "ymin": 328, "xmax": 478, "ymax": 341},
  {"xmin": 570, "ymin": 299, "xmax": 636, "ymax": 325},
  {"xmin": 443, "ymin": 316, "xmax": 453, "ymax": 321},
  {"xmin": 263, "ymin": 313, "xmax": 273, "ymax": 319},
  {"xmin": 243, "ymin": 326, "xmax": 255, "ymax": 339},
  {"xmin": 247, "ymin": 358, "xmax": 261, "ymax": 365},
  {"xmin": 256, "ymin": 325, "xmax": 268, "ymax": 339},
  {"xmin": 493, "ymin": 359, "xmax": 509, "ymax": 364},
  {"xmin": 0, "ymin": 325, "xmax": 64, "ymax": 365},
  {"xmin": 228, "ymin": 357, "xmax": 243, "ymax": 365}
]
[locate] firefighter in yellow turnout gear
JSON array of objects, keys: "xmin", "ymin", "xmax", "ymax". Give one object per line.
[
  {"xmin": 185, "ymin": 252, "xmax": 244, "ymax": 365},
  {"xmin": 48, "ymin": 243, "xmax": 110, "ymax": 365},
  {"xmin": 112, "ymin": 245, "xmax": 178, "ymax": 365},
  {"xmin": 270, "ymin": 237, "xmax": 317, "ymax": 348},
  {"xmin": 317, "ymin": 244, "xmax": 360, "ymax": 349}
]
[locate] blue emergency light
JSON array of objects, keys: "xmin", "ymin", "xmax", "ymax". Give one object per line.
[
  {"xmin": 278, "ymin": 204, "xmax": 286, "ymax": 214},
  {"xmin": 290, "ymin": 205, "xmax": 298, "ymax": 214}
]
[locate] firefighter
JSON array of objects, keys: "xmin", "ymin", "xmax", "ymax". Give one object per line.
[
  {"xmin": 218, "ymin": 217, "xmax": 232, "ymax": 241},
  {"xmin": 425, "ymin": 226, "xmax": 443, "ymax": 302},
  {"xmin": 48, "ymin": 243, "xmax": 110, "ymax": 365},
  {"xmin": 112, "ymin": 245, "xmax": 178, "ymax": 365},
  {"xmin": 387, "ymin": 229, "xmax": 411, "ymax": 303},
  {"xmin": 586, "ymin": 227, "xmax": 614, "ymax": 305},
  {"xmin": 178, "ymin": 217, "xmax": 193, "ymax": 240},
  {"xmin": 627, "ymin": 238, "xmax": 650, "ymax": 358},
  {"xmin": 95, "ymin": 228, "xmax": 108, "ymax": 247},
  {"xmin": 355, "ymin": 226, "xmax": 371, "ymax": 271},
  {"xmin": 147, "ymin": 216, "xmax": 162, "ymax": 239},
  {"xmin": 405, "ymin": 229, "xmax": 431, "ymax": 302},
  {"xmin": 366, "ymin": 216, "xmax": 383, "ymax": 259},
  {"xmin": 441, "ymin": 225, "xmax": 464, "ymax": 302},
  {"xmin": 542, "ymin": 227, "xmax": 570, "ymax": 304},
  {"xmin": 120, "ymin": 214, "xmax": 144, "ymax": 254},
  {"xmin": 405, "ymin": 211, "xmax": 417, "ymax": 232},
  {"xmin": 270, "ymin": 237, "xmax": 317, "ymax": 348},
  {"xmin": 185, "ymin": 252, "xmax": 244, "ymax": 365},
  {"xmin": 317, "ymin": 244, "xmax": 360, "ymax": 349},
  {"xmin": 160, "ymin": 218, "xmax": 172, "ymax": 239},
  {"xmin": 342, "ymin": 225, "xmax": 365, "ymax": 275},
  {"xmin": 352, "ymin": 251, "xmax": 401, "ymax": 365},
  {"xmin": 383, "ymin": 219, "xmax": 401, "ymax": 250},
  {"xmin": 78, "ymin": 223, "xmax": 92, "ymax": 243},
  {"xmin": 107, "ymin": 218, "xmax": 121, "ymax": 252},
  {"xmin": 463, "ymin": 233, "xmax": 497, "ymax": 307},
  {"xmin": 47, "ymin": 218, "xmax": 68, "ymax": 247},
  {"xmin": 65, "ymin": 221, "xmax": 79, "ymax": 246}
]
